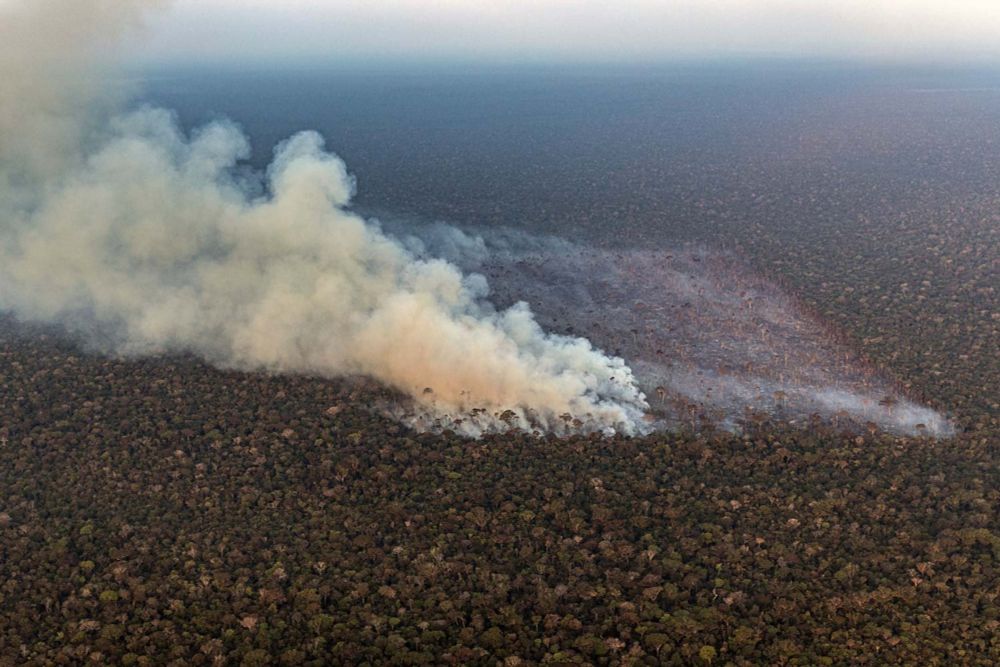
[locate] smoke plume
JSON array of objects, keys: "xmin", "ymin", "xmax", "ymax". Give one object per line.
[
  {"xmin": 0, "ymin": 0, "xmax": 648, "ymax": 436},
  {"xmin": 0, "ymin": 1, "xmax": 952, "ymax": 439}
]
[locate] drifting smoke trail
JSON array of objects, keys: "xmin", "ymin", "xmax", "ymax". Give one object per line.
[
  {"xmin": 0, "ymin": 0, "xmax": 648, "ymax": 436},
  {"xmin": 386, "ymin": 221, "xmax": 953, "ymax": 437}
]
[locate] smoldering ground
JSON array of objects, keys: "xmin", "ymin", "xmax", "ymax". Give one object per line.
[{"xmin": 383, "ymin": 220, "xmax": 953, "ymax": 437}]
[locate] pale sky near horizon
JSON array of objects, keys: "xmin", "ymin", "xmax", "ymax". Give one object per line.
[{"xmin": 127, "ymin": 0, "xmax": 1000, "ymax": 65}]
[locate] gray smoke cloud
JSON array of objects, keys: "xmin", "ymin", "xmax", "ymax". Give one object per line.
[
  {"xmin": 0, "ymin": 0, "xmax": 162, "ymax": 193},
  {"xmin": 0, "ymin": 0, "xmax": 648, "ymax": 436}
]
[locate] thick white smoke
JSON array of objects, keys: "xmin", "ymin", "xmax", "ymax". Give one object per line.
[{"xmin": 0, "ymin": 1, "xmax": 648, "ymax": 436}]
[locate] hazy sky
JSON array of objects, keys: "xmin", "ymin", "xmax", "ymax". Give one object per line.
[{"xmin": 130, "ymin": 0, "xmax": 1000, "ymax": 65}]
